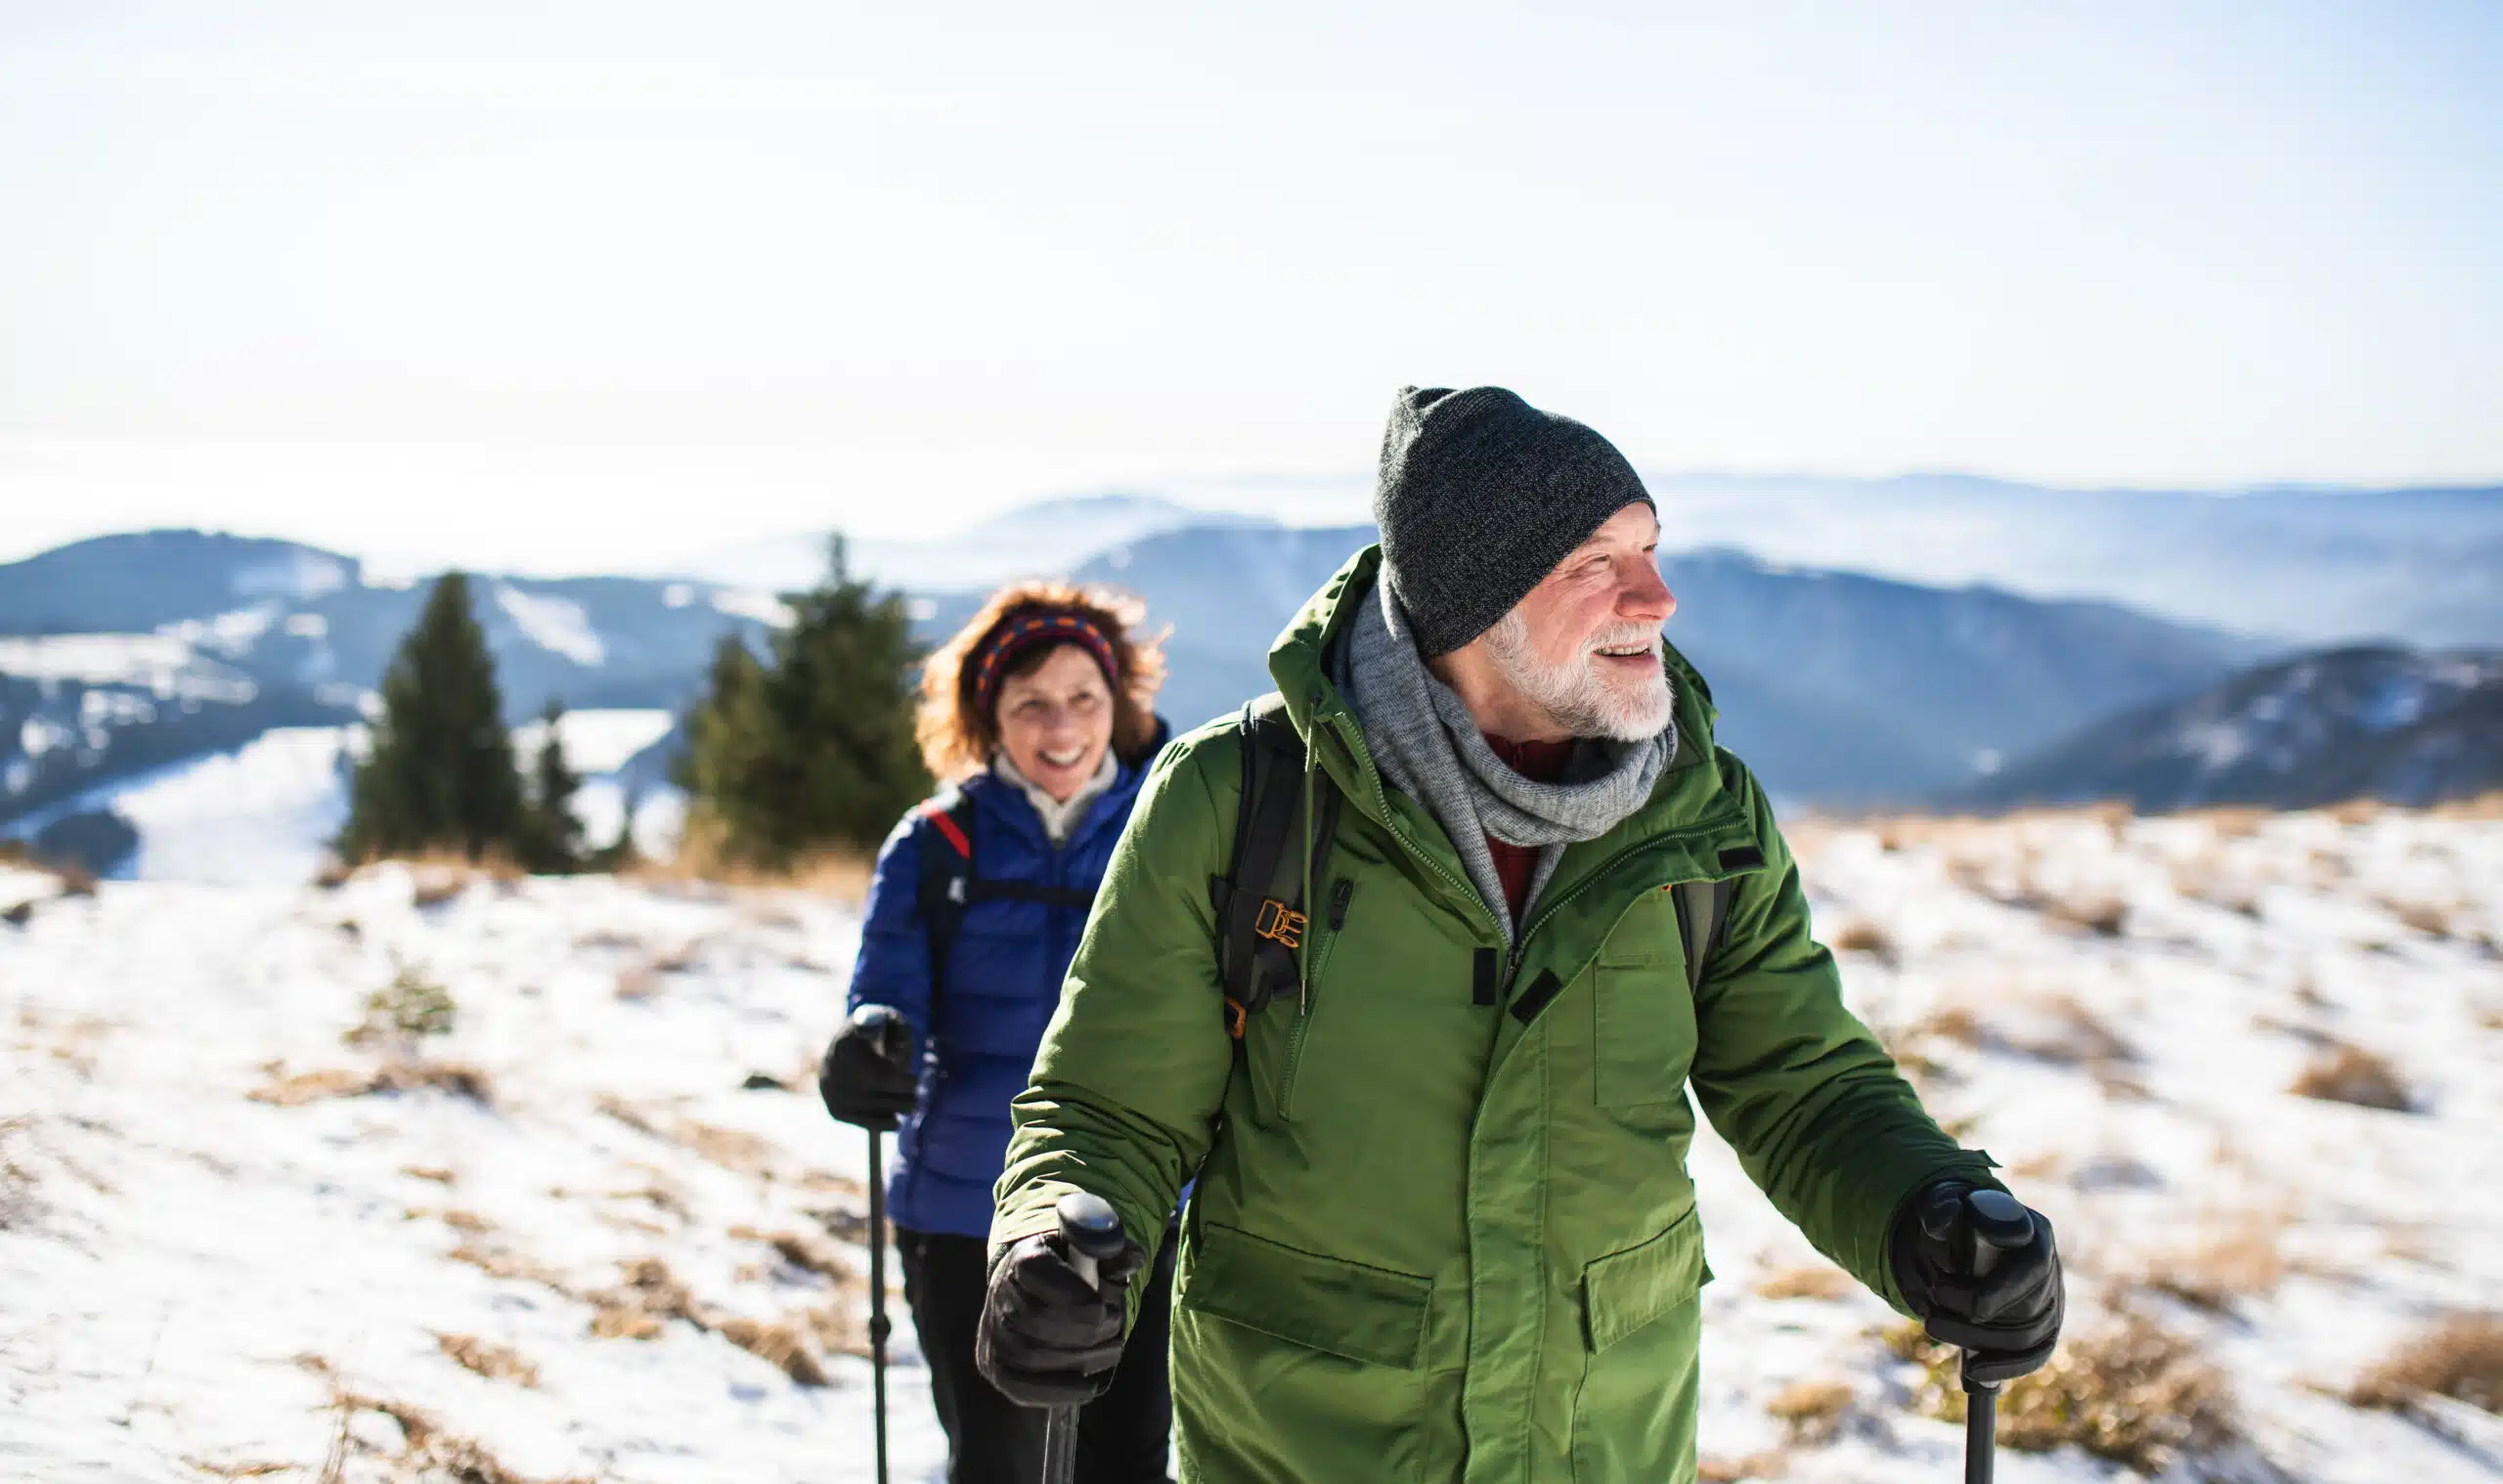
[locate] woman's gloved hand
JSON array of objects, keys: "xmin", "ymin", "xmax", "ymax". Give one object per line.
[{"xmin": 817, "ymin": 1005, "xmax": 917, "ymax": 1129}]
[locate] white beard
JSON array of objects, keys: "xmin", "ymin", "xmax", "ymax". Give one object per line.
[{"xmin": 1484, "ymin": 610, "xmax": 1673, "ymax": 742}]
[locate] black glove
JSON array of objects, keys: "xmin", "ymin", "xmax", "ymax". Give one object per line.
[
  {"xmin": 975, "ymin": 1227, "xmax": 1146, "ymax": 1408},
  {"xmin": 1890, "ymin": 1179, "xmax": 2064, "ymax": 1384},
  {"xmin": 817, "ymin": 1006, "xmax": 917, "ymax": 1129}
]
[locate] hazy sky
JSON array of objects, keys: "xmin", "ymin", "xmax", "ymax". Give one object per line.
[{"xmin": 2, "ymin": 2, "xmax": 2496, "ymax": 574}]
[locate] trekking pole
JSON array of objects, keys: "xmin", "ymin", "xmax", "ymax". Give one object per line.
[
  {"xmin": 1041, "ymin": 1191, "xmax": 1126, "ymax": 1484},
  {"xmin": 848, "ymin": 1005, "xmax": 907, "ymax": 1484},
  {"xmin": 1958, "ymin": 1189, "xmax": 2037, "ymax": 1484}
]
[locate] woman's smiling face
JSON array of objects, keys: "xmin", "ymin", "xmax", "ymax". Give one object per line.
[{"xmin": 993, "ymin": 643, "xmax": 1116, "ymax": 802}]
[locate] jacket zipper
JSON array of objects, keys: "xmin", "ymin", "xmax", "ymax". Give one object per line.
[
  {"xmin": 1501, "ymin": 827, "xmax": 1730, "ymax": 998},
  {"xmin": 1316, "ymin": 707, "xmax": 1507, "ymax": 948}
]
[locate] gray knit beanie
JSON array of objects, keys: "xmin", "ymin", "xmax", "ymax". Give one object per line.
[{"xmin": 1372, "ymin": 386, "xmax": 1654, "ymax": 658}]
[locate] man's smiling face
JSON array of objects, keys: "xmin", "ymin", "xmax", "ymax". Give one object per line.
[{"xmin": 1480, "ymin": 502, "xmax": 1677, "ymax": 741}]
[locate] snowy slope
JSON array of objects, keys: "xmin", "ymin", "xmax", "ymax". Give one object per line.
[
  {"xmin": 1972, "ymin": 646, "xmax": 2503, "ymax": 812},
  {"xmin": 2, "ymin": 806, "xmax": 2499, "ymax": 1482},
  {"xmin": 7, "ymin": 710, "xmax": 685, "ymax": 884}
]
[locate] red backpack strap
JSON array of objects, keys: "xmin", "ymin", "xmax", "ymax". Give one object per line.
[{"xmin": 918, "ymin": 796, "xmax": 973, "ymax": 859}]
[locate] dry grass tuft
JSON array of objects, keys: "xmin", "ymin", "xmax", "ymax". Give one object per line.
[
  {"xmin": 802, "ymin": 1301, "xmax": 866, "ymax": 1359},
  {"xmin": 715, "ymin": 1316, "xmax": 830, "ymax": 1386},
  {"xmin": 2381, "ymin": 896, "xmax": 2455, "ymax": 939},
  {"xmin": 0, "ymin": 1115, "xmax": 41, "ymax": 1230},
  {"xmin": 1888, "ymin": 1313, "xmax": 2239, "ymax": 1474},
  {"xmin": 2132, "ymin": 1214, "xmax": 2288, "ymax": 1313},
  {"xmin": 2190, "ymin": 806, "xmax": 2273, "ymax": 840},
  {"xmin": 1912, "ymin": 1003, "xmax": 1987, "ymax": 1050},
  {"xmin": 247, "ymin": 1068, "xmax": 374, "ymax": 1106},
  {"xmin": 449, "ymin": 1241, "xmax": 571, "ymax": 1290},
  {"xmin": 1827, "ymin": 919, "xmax": 1897, "ymax": 966},
  {"xmin": 297, "ymin": 1354, "xmax": 590, "ymax": 1484},
  {"xmin": 748, "ymin": 1228, "xmax": 856, "ymax": 1287},
  {"xmin": 255, "ymin": 1057, "xmax": 495, "ymax": 1108},
  {"xmin": 401, "ymin": 1164, "xmax": 457, "ymax": 1185},
  {"xmin": 629, "ymin": 812, "xmax": 876, "ymax": 904},
  {"xmin": 1766, "ymin": 1378, "xmax": 1854, "ymax": 1444},
  {"xmin": 585, "ymin": 1254, "xmax": 707, "ymax": 1340},
  {"xmin": 435, "ymin": 1331, "xmax": 541, "ymax": 1387},
  {"xmin": 596, "ymin": 1095, "xmax": 782, "ymax": 1177},
  {"xmin": 2349, "ymin": 1314, "xmax": 2503, "ymax": 1414},
  {"xmin": 2007, "ymin": 994, "xmax": 2133, "ymax": 1067},
  {"xmin": 2042, "ymin": 894, "xmax": 2130, "ymax": 938},
  {"xmin": 1911, "ymin": 994, "xmax": 2132, "ymax": 1070},
  {"xmin": 2328, "ymin": 798, "xmax": 2384, "ymax": 826},
  {"xmin": 580, "ymin": 1254, "xmax": 835, "ymax": 1383},
  {"xmin": 2289, "ymin": 1041, "xmax": 2412, "ymax": 1113},
  {"xmin": 1696, "ymin": 1453, "xmax": 1790, "ymax": 1482},
  {"xmin": 684, "ymin": 1121, "xmax": 777, "ymax": 1176},
  {"xmin": 1754, "ymin": 1265, "xmax": 1855, "ymax": 1302}
]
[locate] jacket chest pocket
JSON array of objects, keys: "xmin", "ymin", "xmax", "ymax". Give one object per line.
[{"xmin": 1592, "ymin": 893, "xmax": 1698, "ymax": 1111}]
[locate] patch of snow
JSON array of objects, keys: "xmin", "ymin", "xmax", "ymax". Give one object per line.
[
  {"xmin": 19, "ymin": 714, "xmax": 76, "ymax": 761},
  {"xmin": 161, "ymin": 603, "xmax": 281, "ymax": 659},
  {"xmin": 0, "ymin": 633, "xmax": 198, "ymax": 685},
  {"xmin": 111, "ymin": 726, "xmax": 356, "ymax": 883},
  {"xmin": 233, "ymin": 550, "xmax": 350, "ymax": 600},
  {"xmin": 0, "ymin": 634, "xmax": 256, "ymax": 705},
  {"xmin": 493, "ymin": 585, "xmax": 606, "ymax": 668},
  {"xmin": 2184, "ymin": 719, "xmax": 2252, "ymax": 769},
  {"xmin": 509, "ymin": 710, "xmax": 679, "ymax": 777},
  {"xmin": 2358, "ymin": 675, "xmax": 2432, "ymax": 732},
  {"xmin": 711, "ymin": 589, "xmax": 795, "ymax": 629}
]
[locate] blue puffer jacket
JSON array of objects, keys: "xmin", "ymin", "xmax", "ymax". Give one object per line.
[{"xmin": 846, "ymin": 743, "xmax": 1161, "ymax": 1238}]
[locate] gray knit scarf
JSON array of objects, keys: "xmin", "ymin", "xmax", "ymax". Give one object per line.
[{"xmin": 1336, "ymin": 579, "xmax": 1674, "ymax": 940}]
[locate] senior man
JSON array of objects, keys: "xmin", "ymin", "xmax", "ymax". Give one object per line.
[{"xmin": 975, "ymin": 387, "xmax": 2062, "ymax": 1482}]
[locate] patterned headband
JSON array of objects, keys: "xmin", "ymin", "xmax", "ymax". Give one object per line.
[{"xmin": 971, "ymin": 609, "xmax": 1121, "ymax": 714}]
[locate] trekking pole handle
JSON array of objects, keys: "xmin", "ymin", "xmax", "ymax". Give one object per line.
[
  {"xmin": 1056, "ymin": 1191, "xmax": 1125, "ymax": 1288},
  {"xmin": 1964, "ymin": 1189, "xmax": 2034, "ymax": 1281},
  {"xmin": 850, "ymin": 1002, "xmax": 910, "ymax": 1063}
]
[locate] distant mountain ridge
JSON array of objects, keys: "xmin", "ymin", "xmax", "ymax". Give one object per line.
[
  {"xmin": 1046, "ymin": 524, "xmax": 2267, "ymax": 801},
  {"xmin": 9, "ymin": 481, "xmax": 2498, "ymax": 861},
  {"xmin": 1640, "ymin": 475, "xmax": 2503, "ymax": 648},
  {"xmin": 685, "ymin": 478, "xmax": 2503, "ymax": 648},
  {"xmin": 1964, "ymin": 645, "xmax": 2503, "ymax": 811},
  {"xmin": 0, "ymin": 531, "xmax": 771, "ymax": 831}
]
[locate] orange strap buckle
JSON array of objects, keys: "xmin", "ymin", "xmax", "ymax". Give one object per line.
[{"xmin": 1253, "ymin": 898, "xmax": 1305, "ymax": 950}]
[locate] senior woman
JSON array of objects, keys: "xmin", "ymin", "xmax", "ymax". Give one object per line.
[{"xmin": 821, "ymin": 581, "xmax": 1173, "ymax": 1484}]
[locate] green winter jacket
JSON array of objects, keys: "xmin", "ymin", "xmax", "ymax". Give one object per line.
[{"xmin": 994, "ymin": 547, "xmax": 1998, "ymax": 1483}]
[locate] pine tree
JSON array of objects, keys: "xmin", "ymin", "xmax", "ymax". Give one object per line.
[
  {"xmin": 337, "ymin": 571, "xmax": 525, "ymax": 863},
  {"xmin": 516, "ymin": 698, "xmax": 586, "ymax": 874},
  {"xmin": 681, "ymin": 538, "xmax": 930, "ymax": 867}
]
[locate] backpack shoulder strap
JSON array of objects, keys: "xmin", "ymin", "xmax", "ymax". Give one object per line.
[
  {"xmin": 1672, "ymin": 878, "xmax": 1735, "ymax": 995},
  {"xmin": 1211, "ymin": 693, "xmax": 1339, "ymax": 1038},
  {"xmin": 913, "ymin": 788, "xmax": 978, "ymax": 1039}
]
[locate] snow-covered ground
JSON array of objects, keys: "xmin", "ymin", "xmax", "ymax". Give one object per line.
[
  {"xmin": 5, "ymin": 709, "xmax": 684, "ymax": 885},
  {"xmin": 1, "ymin": 804, "xmax": 2497, "ymax": 1483}
]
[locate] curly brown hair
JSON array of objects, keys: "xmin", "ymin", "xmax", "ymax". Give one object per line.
[{"xmin": 915, "ymin": 580, "xmax": 1167, "ymax": 783}]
